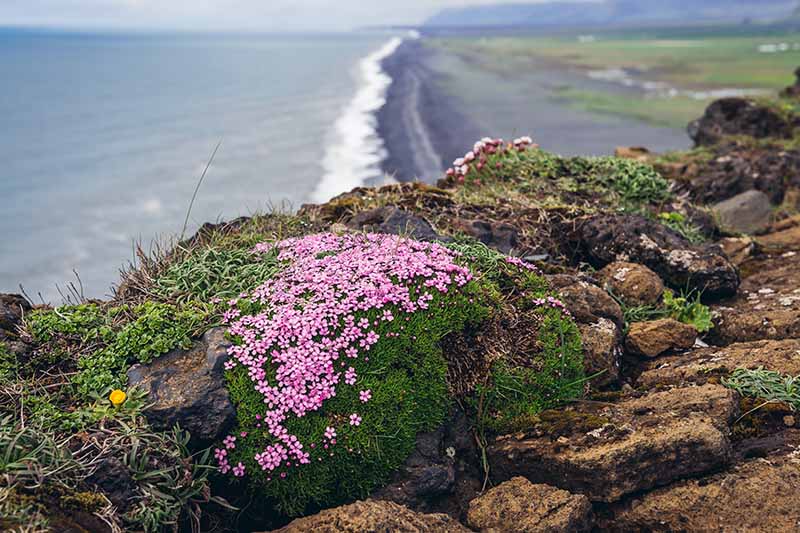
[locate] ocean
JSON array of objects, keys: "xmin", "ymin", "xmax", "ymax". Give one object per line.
[
  {"xmin": 0, "ymin": 30, "xmax": 401, "ymax": 301},
  {"xmin": 0, "ymin": 29, "xmax": 690, "ymax": 303}
]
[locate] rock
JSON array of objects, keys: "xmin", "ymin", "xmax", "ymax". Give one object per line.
[
  {"xmin": 637, "ymin": 339, "xmax": 800, "ymax": 390},
  {"xmin": 348, "ymin": 206, "xmax": 449, "ymax": 243},
  {"xmin": 625, "ymin": 319, "xmax": 698, "ymax": 358},
  {"xmin": 614, "ymin": 146, "xmax": 650, "ymax": 162},
  {"xmin": 269, "ymin": 499, "xmax": 471, "ymax": 533},
  {"xmin": 373, "ymin": 408, "xmax": 481, "ymax": 517},
  {"xmin": 466, "ymin": 477, "xmax": 593, "ymax": 533},
  {"xmin": 709, "ymin": 256, "xmax": 800, "ymax": 345},
  {"xmin": 688, "ymin": 97, "xmax": 797, "ymax": 147},
  {"xmin": 664, "ymin": 139, "xmax": 800, "ymax": 205},
  {"xmin": 0, "ymin": 293, "xmax": 30, "ymax": 334},
  {"xmin": 488, "ymin": 384, "xmax": 736, "ymax": 502},
  {"xmin": 756, "ymin": 223, "xmax": 800, "ymax": 252},
  {"xmin": 127, "ymin": 327, "xmax": 235, "ymax": 444},
  {"xmin": 712, "ymin": 189, "xmax": 773, "ymax": 235},
  {"xmin": 596, "ymin": 261, "xmax": 664, "ymax": 307},
  {"xmin": 85, "ymin": 457, "xmax": 137, "ymax": 513},
  {"xmin": 780, "ymin": 66, "xmax": 800, "ymax": 98},
  {"xmin": 601, "ymin": 430, "xmax": 800, "ymax": 532},
  {"xmin": 547, "ymin": 275, "xmax": 623, "ymax": 326},
  {"xmin": 455, "ymin": 219, "xmax": 519, "ymax": 254},
  {"xmin": 568, "ymin": 214, "xmax": 739, "ymax": 299},
  {"xmin": 719, "ymin": 236, "xmax": 756, "ymax": 266},
  {"xmin": 578, "ymin": 319, "xmax": 622, "ymax": 387}
]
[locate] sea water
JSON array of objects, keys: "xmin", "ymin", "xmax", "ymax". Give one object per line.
[{"xmin": 0, "ymin": 29, "xmax": 401, "ymax": 301}]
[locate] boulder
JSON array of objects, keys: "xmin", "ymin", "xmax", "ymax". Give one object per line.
[
  {"xmin": 688, "ymin": 97, "xmax": 797, "ymax": 147},
  {"xmin": 348, "ymin": 206, "xmax": 449, "ymax": 243},
  {"xmin": 596, "ymin": 262, "xmax": 664, "ymax": 307},
  {"xmin": 568, "ymin": 214, "xmax": 739, "ymax": 299},
  {"xmin": 0, "ymin": 293, "xmax": 30, "ymax": 335},
  {"xmin": 578, "ymin": 319, "xmax": 622, "ymax": 387},
  {"xmin": 454, "ymin": 219, "xmax": 519, "ymax": 254},
  {"xmin": 488, "ymin": 384, "xmax": 736, "ymax": 502},
  {"xmin": 547, "ymin": 275, "xmax": 623, "ymax": 326},
  {"xmin": 466, "ymin": 477, "xmax": 593, "ymax": 533},
  {"xmin": 127, "ymin": 327, "xmax": 236, "ymax": 444},
  {"xmin": 625, "ymin": 319, "xmax": 698, "ymax": 358},
  {"xmin": 601, "ymin": 430, "xmax": 800, "ymax": 532},
  {"xmin": 269, "ymin": 499, "xmax": 471, "ymax": 533},
  {"xmin": 85, "ymin": 457, "xmax": 137, "ymax": 513},
  {"xmin": 709, "ymin": 256, "xmax": 800, "ymax": 345},
  {"xmin": 664, "ymin": 139, "xmax": 800, "ymax": 205},
  {"xmin": 637, "ymin": 339, "xmax": 800, "ymax": 390},
  {"xmin": 372, "ymin": 409, "xmax": 481, "ymax": 517},
  {"xmin": 712, "ymin": 189, "xmax": 773, "ymax": 235}
]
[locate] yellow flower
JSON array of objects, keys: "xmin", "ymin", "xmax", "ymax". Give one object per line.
[{"xmin": 109, "ymin": 389, "xmax": 127, "ymax": 407}]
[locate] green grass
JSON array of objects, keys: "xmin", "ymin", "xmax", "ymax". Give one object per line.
[
  {"xmin": 723, "ymin": 368, "xmax": 800, "ymax": 411},
  {"xmin": 433, "ymin": 28, "xmax": 800, "ymax": 127},
  {"xmin": 552, "ymin": 86, "xmax": 711, "ymax": 129}
]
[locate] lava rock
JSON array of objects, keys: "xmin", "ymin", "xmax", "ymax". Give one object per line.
[
  {"xmin": 488, "ymin": 384, "xmax": 737, "ymax": 503},
  {"xmin": 547, "ymin": 275, "xmax": 623, "ymax": 326},
  {"xmin": 596, "ymin": 262, "xmax": 664, "ymax": 307},
  {"xmin": 601, "ymin": 430, "xmax": 800, "ymax": 532},
  {"xmin": 712, "ymin": 189, "xmax": 773, "ymax": 235},
  {"xmin": 568, "ymin": 214, "xmax": 739, "ymax": 299},
  {"xmin": 127, "ymin": 327, "xmax": 235, "ymax": 445},
  {"xmin": 625, "ymin": 319, "xmax": 698, "ymax": 358},
  {"xmin": 688, "ymin": 97, "xmax": 797, "ymax": 147},
  {"xmin": 578, "ymin": 318, "xmax": 622, "ymax": 388},
  {"xmin": 456, "ymin": 219, "xmax": 519, "ymax": 254},
  {"xmin": 268, "ymin": 499, "xmax": 471, "ymax": 533},
  {"xmin": 0, "ymin": 293, "xmax": 30, "ymax": 334},
  {"xmin": 85, "ymin": 457, "xmax": 137, "ymax": 513},
  {"xmin": 466, "ymin": 477, "xmax": 593, "ymax": 533},
  {"xmin": 348, "ymin": 206, "xmax": 449, "ymax": 243}
]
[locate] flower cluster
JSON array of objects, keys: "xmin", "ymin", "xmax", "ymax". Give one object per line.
[
  {"xmin": 504, "ymin": 256, "xmax": 542, "ymax": 274},
  {"xmin": 445, "ymin": 136, "xmax": 537, "ymax": 183},
  {"xmin": 216, "ymin": 233, "xmax": 472, "ymax": 480},
  {"xmin": 530, "ymin": 295, "xmax": 572, "ymax": 318}
]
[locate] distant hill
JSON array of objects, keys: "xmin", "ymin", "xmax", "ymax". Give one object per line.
[{"xmin": 424, "ymin": 0, "xmax": 800, "ymax": 28}]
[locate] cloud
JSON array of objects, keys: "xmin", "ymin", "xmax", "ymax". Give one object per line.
[{"xmin": 0, "ymin": 0, "xmax": 572, "ymax": 31}]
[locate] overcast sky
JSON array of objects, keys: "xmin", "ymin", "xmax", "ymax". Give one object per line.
[{"xmin": 0, "ymin": 0, "xmax": 566, "ymax": 32}]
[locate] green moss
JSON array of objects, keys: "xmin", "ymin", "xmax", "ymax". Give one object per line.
[
  {"xmin": 225, "ymin": 278, "xmax": 487, "ymax": 516},
  {"xmin": 0, "ymin": 342, "xmax": 14, "ymax": 383},
  {"xmin": 59, "ymin": 491, "xmax": 106, "ymax": 512},
  {"xmin": 27, "ymin": 300, "xmax": 214, "ymax": 398}
]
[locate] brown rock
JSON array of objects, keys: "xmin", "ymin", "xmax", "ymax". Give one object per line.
[
  {"xmin": 614, "ymin": 146, "xmax": 650, "ymax": 162},
  {"xmin": 269, "ymin": 499, "xmax": 470, "ymax": 533},
  {"xmin": 466, "ymin": 477, "xmax": 593, "ymax": 533},
  {"xmin": 547, "ymin": 275, "xmax": 623, "ymax": 326},
  {"xmin": 601, "ymin": 430, "xmax": 800, "ymax": 532},
  {"xmin": 488, "ymin": 384, "xmax": 736, "ymax": 502},
  {"xmin": 127, "ymin": 327, "xmax": 235, "ymax": 444},
  {"xmin": 578, "ymin": 318, "xmax": 621, "ymax": 387},
  {"xmin": 0, "ymin": 293, "xmax": 30, "ymax": 334},
  {"xmin": 597, "ymin": 262, "xmax": 664, "ymax": 307},
  {"xmin": 567, "ymin": 214, "xmax": 739, "ymax": 299},
  {"xmin": 710, "ymin": 255, "xmax": 800, "ymax": 345},
  {"xmin": 688, "ymin": 97, "xmax": 798, "ymax": 147},
  {"xmin": 756, "ymin": 224, "xmax": 800, "ymax": 252},
  {"xmin": 719, "ymin": 236, "xmax": 756, "ymax": 267},
  {"xmin": 638, "ymin": 339, "xmax": 800, "ymax": 390},
  {"xmin": 625, "ymin": 319, "xmax": 697, "ymax": 358}
]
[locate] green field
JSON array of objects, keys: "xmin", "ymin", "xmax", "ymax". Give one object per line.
[{"xmin": 434, "ymin": 27, "xmax": 800, "ymax": 128}]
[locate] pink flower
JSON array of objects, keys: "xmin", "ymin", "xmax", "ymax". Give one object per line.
[
  {"xmin": 359, "ymin": 390, "xmax": 372, "ymax": 403},
  {"xmin": 233, "ymin": 463, "xmax": 246, "ymax": 477},
  {"xmin": 349, "ymin": 414, "xmax": 362, "ymax": 426},
  {"xmin": 223, "ymin": 435, "xmax": 237, "ymax": 449},
  {"xmin": 324, "ymin": 426, "xmax": 337, "ymax": 439}
]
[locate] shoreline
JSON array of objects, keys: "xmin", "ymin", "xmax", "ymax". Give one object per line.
[{"xmin": 375, "ymin": 38, "xmax": 484, "ymax": 183}]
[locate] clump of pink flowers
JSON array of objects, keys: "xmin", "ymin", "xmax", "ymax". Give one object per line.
[
  {"xmin": 445, "ymin": 136, "xmax": 538, "ymax": 184},
  {"xmin": 215, "ymin": 233, "xmax": 472, "ymax": 480}
]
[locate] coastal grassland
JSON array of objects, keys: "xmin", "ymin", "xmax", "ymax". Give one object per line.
[{"xmin": 431, "ymin": 27, "xmax": 800, "ymax": 127}]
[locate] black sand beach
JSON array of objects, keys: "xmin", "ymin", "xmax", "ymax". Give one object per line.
[{"xmin": 377, "ymin": 36, "xmax": 691, "ymax": 183}]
